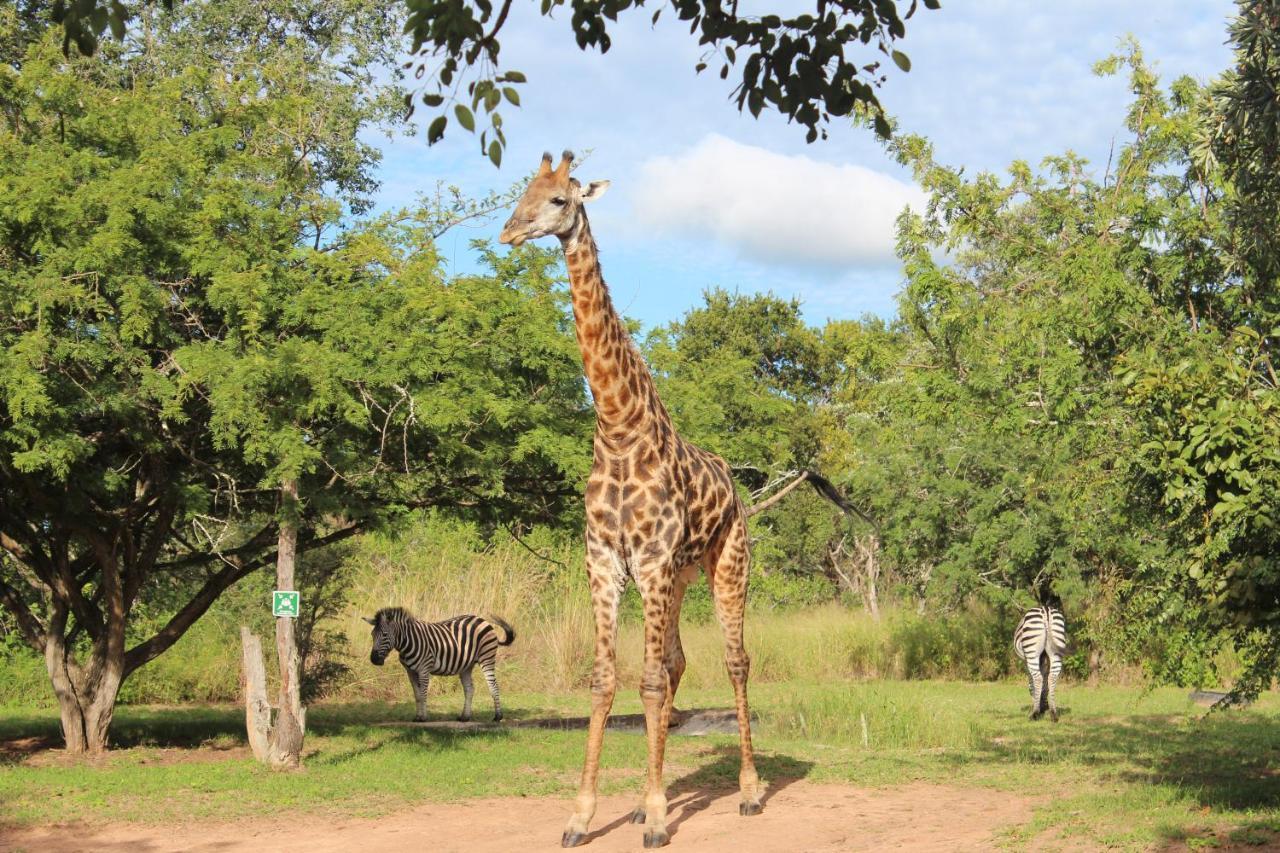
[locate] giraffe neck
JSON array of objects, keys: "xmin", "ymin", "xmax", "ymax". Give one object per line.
[{"xmin": 561, "ymin": 214, "xmax": 666, "ymax": 443}]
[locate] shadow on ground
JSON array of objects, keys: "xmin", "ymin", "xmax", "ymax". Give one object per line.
[
  {"xmin": 971, "ymin": 707, "xmax": 1280, "ymax": 811},
  {"xmin": 579, "ymin": 744, "xmax": 815, "ymax": 845}
]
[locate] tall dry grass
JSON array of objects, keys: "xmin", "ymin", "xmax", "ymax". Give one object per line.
[{"xmin": 334, "ymin": 516, "xmax": 1022, "ymax": 702}]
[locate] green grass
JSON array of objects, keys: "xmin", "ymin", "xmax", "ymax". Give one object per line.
[{"xmin": 4, "ymin": 680, "xmax": 1280, "ymax": 850}]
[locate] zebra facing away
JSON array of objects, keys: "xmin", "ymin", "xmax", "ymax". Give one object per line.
[
  {"xmin": 1013, "ymin": 605, "xmax": 1068, "ymax": 722},
  {"xmin": 364, "ymin": 608, "xmax": 515, "ymax": 723}
]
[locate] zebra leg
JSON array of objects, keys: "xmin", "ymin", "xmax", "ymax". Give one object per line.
[
  {"xmin": 458, "ymin": 667, "xmax": 475, "ymax": 722},
  {"xmin": 480, "ymin": 662, "xmax": 503, "ymax": 721},
  {"xmin": 1024, "ymin": 657, "xmax": 1043, "ymax": 720},
  {"xmin": 413, "ymin": 669, "xmax": 431, "ymax": 722},
  {"xmin": 1047, "ymin": 655, "xmax": 1062, "ymax": 722},
  {"xmin": 403, "ymin": 666, "xmax": 424, "ymax": 722}
]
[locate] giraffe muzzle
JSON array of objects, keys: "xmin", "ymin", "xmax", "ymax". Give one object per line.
[{"xmin": 499, "ymin": 218, "xmax": 526, "ymax": 246}]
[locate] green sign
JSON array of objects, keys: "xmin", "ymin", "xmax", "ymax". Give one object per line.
[{"xmin": 272, "ymin": 590, "xmax": 300, "ymax": 618}]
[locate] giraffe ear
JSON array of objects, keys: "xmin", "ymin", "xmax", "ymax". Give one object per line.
[{"xmin": 581, "ymin": 180, "xmax": 610, "ymax": 202}]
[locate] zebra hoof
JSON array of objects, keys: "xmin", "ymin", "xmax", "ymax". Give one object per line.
[
  {"xmin": 740, "ymin": 800, "xmax": 763, "ymax": 817},
  {"xmin": 561, "ymin": 831, "xmax": 586, "ymax": 848},
  {"xmin": 493, "ymin": 712, "xmax": 503, "ymax": 722},
  {"xmin": 1049, "ymin": 710, "xmax": 1059, "ymax": 723},
  {"xmin": 457, "ymin": 715, "xmax": 472, "ymax": 723},
  {"xmin": 629, "ymin": 808, "xmax": 646, "ymax": 825},
  {"xmin": 413, "ymin": 716, "xmax": 428, "ymax": 723},
  {"xmin": 643, "ymin": 828, "xmax": 669, "ymax": 848}
]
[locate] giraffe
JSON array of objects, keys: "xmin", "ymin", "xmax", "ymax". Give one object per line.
[{"xmin": 499, "ymin": 151, "xmax": 763, "ymax": 848}]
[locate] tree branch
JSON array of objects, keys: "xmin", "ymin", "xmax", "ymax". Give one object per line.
[
  {"xmin": 0, "ymin": 570, "xmax": 45, "ymax": 652},
  {"xmin": 123, "ymin": 523, "xmax": 367, "ymax": 675}
]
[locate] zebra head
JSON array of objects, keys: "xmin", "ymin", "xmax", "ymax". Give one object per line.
[{"xmin": 364, "ymin": 610, "xmax": 397, "ymax": 666}]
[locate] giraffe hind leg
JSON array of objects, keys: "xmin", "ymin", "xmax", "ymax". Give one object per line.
[{"xmin": 710, "ymin": 518, "xmax": 762, "ymax": 816}]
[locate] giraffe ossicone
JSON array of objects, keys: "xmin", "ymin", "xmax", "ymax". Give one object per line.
[{"xmin": 501, "ymin": 150, "xmax": 763, "ymax": 849}]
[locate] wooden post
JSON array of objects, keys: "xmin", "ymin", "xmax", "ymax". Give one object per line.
[{"xmin": 240, "ymin": 626, "xmax": 272, "ymax": 762}]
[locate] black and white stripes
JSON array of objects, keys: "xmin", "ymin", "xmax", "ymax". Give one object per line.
[
  {"xmin": 365, "ymin": 608, "xmax": 515, "ymax": 722},
  {"xmin": 1013, "ymin": 605, "xmax": 1068, "ymax": 722}
]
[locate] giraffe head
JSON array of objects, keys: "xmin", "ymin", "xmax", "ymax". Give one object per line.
[{"xmin": 499, "ymin": 150, "xmax": 610, "ymax": 246}]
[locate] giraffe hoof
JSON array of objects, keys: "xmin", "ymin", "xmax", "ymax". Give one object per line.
[
  {"xmin": 643, "ymin": 828, "xmax": 669, "ymax": 848},
  {"xmin": 740, "ymin": 801, "xmax": 763, "ymax": 817},
  {"xmin": 561, "ymin": 831, "xmax": 586, "ymax": 848},
  {"xmin": 629, "ymin": 808, "xmax": 646, "ymax": 825}
]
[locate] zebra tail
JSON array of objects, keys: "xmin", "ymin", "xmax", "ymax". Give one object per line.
[{"xmin": 488, "ymin": 616, "xmax": 516, "ymax": 646}]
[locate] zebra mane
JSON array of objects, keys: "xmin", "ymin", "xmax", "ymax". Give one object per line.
[{"xmin": 374, "ymin": 606, "xmax": 413, "ymax": 623}]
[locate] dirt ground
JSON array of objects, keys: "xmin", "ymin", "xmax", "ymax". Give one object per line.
[{"xmin": 1, "ymin": 781, "xmax": 1033, "ymax": 852}]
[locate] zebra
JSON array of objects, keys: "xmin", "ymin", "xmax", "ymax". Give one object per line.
[
  {"xmin": 1013, "ymin": 605, "xmax": 1068, "ymax": 722},
  {"xmin": 364, "ymin": 608, "xmax": 515, "ymax": 723}
]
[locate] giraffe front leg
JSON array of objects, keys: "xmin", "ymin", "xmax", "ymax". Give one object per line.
[
  {"xmin": 636, "ymin": 580, "xmax": 674, "ymax": 849},
  {"xmin": 631, "ymin": 572, "xmax": 690, "ymax": 828},
  {"xmin": 563, "ymin": 551, "xmax": 621, "ymax": 848}
]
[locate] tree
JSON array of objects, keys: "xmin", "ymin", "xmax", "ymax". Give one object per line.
[
  {"xmin": 1117, "ymin": 1, "xmax": 1280, "ymax": 697},
  {"xmin": 36, "ymin": 0, "xmax": 938, "ymax": 166},
  {"xmin": 0, "ymin": 2, "xmax": 590, "ymax": 753}
]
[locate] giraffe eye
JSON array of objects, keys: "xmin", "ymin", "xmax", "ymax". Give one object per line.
[{"xmin": 550, "ymin": 197, "xmax": 567, "ymax": 206}]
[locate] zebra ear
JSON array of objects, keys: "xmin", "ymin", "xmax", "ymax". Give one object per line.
[{"xmin": 362, "ymin": 616, "xmax": 376, "ymax": 626}]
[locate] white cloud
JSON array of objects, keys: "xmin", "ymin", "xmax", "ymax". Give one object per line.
[{"xmin": 630, "ymin": 134, "xmax": 925, "ymax": 269}]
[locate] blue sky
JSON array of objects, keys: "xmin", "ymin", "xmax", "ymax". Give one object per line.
[{"xmin": 368, "ymin": 1, "xmax": 1237, "ymax": 331}]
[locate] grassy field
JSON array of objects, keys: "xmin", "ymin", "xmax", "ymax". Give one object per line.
[{"xmin": 4, "ymin": 680, "xmax": 1280, "ymax": 850}]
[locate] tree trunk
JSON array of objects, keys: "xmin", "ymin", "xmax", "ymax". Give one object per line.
[
  {"xmin": 855, "ymin": 534, "xmax": 881, "ymax": 622},
  {"xmin": 45, "ymin": 629, "xmax": 124, "ymax": 755},
  {"xmin": 266, "ymin": 478, "xmax": 305, "ymax": 769},
  {"xmin": 1087, "ymin": 647, "xmax": 1104, "ymax": 687}
]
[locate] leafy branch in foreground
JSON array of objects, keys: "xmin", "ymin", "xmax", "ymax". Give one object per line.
[{"xmin": 38, "ymin": 0, "xmax": 938, "ymax": 165}]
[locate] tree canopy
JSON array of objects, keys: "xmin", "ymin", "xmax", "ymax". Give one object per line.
[{"xmin": 0, "ymin": 0, "xmax": 589, "ymax": 752}]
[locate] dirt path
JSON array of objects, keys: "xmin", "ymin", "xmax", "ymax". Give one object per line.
[{"xmin": 2, "ymin": 781, "xmax": 1032, "ymax": 852}]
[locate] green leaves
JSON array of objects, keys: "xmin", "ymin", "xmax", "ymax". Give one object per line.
[
  {"xmin": 427, "ymin": 115, "xmax": 447, "ymax": 144},
  {"xmin": 454, "ymin": 104, "xmax": 475, "ymax": 131}
]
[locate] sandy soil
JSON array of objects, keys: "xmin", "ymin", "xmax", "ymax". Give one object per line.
[{"xmin": 1, "ymin": 781, "xmax": 1032, "ymax": 852}]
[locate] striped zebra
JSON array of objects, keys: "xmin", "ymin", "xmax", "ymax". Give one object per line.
[
  {"xmin": 1013, "ymin": 605, "xmax": 1068, "ymax": 722},
  {"xmin": 364, "ymin": 608, "xmax": 515, "ymax": 722}
]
